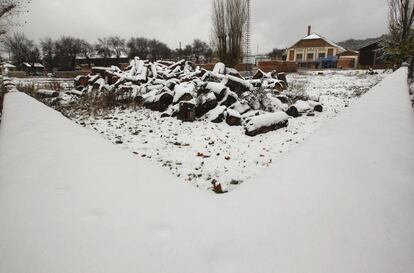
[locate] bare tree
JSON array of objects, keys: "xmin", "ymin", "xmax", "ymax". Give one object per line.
[
  {"xmin": 54, "ymin": 36, "xmax": 82, "ymax": 71},
  {"xmin": 385, "ymin": 0, "xmax": 414, "ymax": 66},
  {"xmin": 79, "ymin": 39, "xmax": 94, "ymax": 69},
  {"xmin": 95, "ymin": 37, "xmax": 113, "ymax": 65},
  {"xmin": 147, "ymin": 39, "xmax": 171, "ymax": 61},
  {"xmin": 0, "ymin": 0, "xmax": 31, "ymax": 38},
  {"xmin": 108, "ymin": 36, "xmax": 126, "ymax": 65},
  {"xmin": 2, "ymin": 32, "xmax": 39, "ymax": 70},
  {"xmin": 127, "ymin": 37, "xmax": 149, "ymax": 59},
  {"xmin": 192, "ymin": 39, "xmax": 212, "ymax": 63},
  {"xmin": 126, "ymin": 37, "xmax": 171, "ymax": 61},
  {"xmin": 212, "ymin": 0, "xmax": 227, "ymax": 64},
  {"xmin": 211, "ymin": 0, "xmax": 248, "ymax": 67},
  {"xmin": 40, "ymin": 37, "xmax": 56, "ymax": 72}
]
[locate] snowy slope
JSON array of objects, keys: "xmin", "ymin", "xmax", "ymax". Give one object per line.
[{"xmin": 0, "ymin": 68, "xmax": 414, "ymax": 273}]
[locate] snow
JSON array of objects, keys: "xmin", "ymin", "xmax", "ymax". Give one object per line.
[
  {"xmin": 229, "ymin": 101, "xmax": 250, "ymax": 114},
  {"xmin": 46, "ymin": 69, "xmax": 387, "ymax": 191},
  {"xmin": 264, "ymin": 94, "xmax": 288, "ymax": 111},
  {"xmin": 226, "ymin": 108, "xmax": 241, "ymax": 118},
  {"xmin": 303, "ymin": 33, "xmax": 322, "ymax": 40},
  {"xmin": 173, "ymin": 82, "xmax": 195, "ymax": 103},
  {"xmin": 294, "ymin": 100, "xmax": 312, "ymax": 112},
  {"xmin": 213, "ymin": 62, "xmax": 226, "ymax": 74},
  {"xmin": 12, "ymin": 77, "xmax": 74, "ymax": 91},
  {"xmin": 206, "ymin": 82, "xmax": 227, "ymax": 95},
  {"xmin": 206, "ymin": 105, "xmax": 226, "ymax": 121},
  {"xmin": 0, "ymin": 68, "xmax": 413, "ymax": 273},
  {"xmin": 22, "ymin": 62, "xmax": 44, "ymax": 68},
  {"xmin": 2, "ymin": 63, "xmax": 16, "ymax": 68},
  {"xmin": 200, "ymin": 91, "xmax": 217, "ymax": 104}
]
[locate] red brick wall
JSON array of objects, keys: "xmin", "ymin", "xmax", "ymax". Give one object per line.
[{"xmin": 258, "ymin": 61, "xmax": 298, "ymax": 73}]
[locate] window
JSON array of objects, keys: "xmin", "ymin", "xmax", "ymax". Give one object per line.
[
  {"xmin": 307, "ymin": 53, "xmax": 314, "ymax": 60},
  {"xmin": 318, "ymin": 53, "xmax": 326, "ymax": 59},
  {"xmin": 327, "ymin": 48, "xmax": 334, "ymax": 56},
  {"xmin": 296, "ymin": 54, "xmax": 303, "ymax": 61}
]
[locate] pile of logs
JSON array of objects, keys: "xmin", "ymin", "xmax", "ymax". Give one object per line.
[{"xmin": 74, "ymin": 58, "xmax": 323, "ymax": 136}]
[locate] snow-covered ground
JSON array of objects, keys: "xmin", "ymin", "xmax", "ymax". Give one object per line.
[
  {"xmin": 70, "ymin": 69, "xmax": 389, "ymax": 192},
  {"xmin": 0, "ymin": 68, "xmax": 413, "ymax": 273},
  {"xmin": 13, "ymin": 77, "xmax": 74, "ymax": 91}
]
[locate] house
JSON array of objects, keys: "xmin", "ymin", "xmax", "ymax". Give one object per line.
[
  {"xmin": 1, "ymin": 62, "xmax": 17, "ymax": 75},
  {"xmin": 358, "ymin": 40, "xmax": 385, "ymax": 69},
  {"xmin": 22, "ymin": 62, "xmax": 45, "ymax": 75},
  {"xmin": 337, "ymin": 50, "xmax": 359, "ymax": 69},
  {"xmin": 287, "ymin": 26, "xmax": 346, "ymax": 69},
  {"xmin": 76, "ymin": 53, "xmax": 130, "ymax": 70}
]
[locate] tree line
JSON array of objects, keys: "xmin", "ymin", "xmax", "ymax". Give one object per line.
[
  {"xmin": 4, "ymin": 0, "xmax": 414, "ymax": 73},
  {"xmin": 384, "ymin": 0, "xmax": 414, "ymax": 70},
  {"xmin": 1, "ymin": 33, "xmax": 213, "ymax": 72}
]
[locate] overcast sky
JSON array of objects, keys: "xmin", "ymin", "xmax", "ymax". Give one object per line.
[{"xmin": 18, "ymin": 0, "xmax": 389, "ymax": 53}]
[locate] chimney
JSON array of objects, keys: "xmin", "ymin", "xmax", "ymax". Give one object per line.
[{"xmin": 307, "ymin": 25, "xmax": 311, "ymax": 36}]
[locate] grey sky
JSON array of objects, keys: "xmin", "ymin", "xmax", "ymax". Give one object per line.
[{"xmin": 19, "ymin": 0, "xmax": 389, "ymax": 53}]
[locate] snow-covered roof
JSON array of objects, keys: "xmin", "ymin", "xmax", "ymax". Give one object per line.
[
  {"xmin": 337, "ymin": 50, "xmax": 359, "ymax": 56},
  {"xmin": 22, "ymin": 62, "xmax": 44, "ymax": 68},
  {"xmin": 0, "ymin": 68, "xmax": 413, "ymax": 272},
  {"xmin": 291, "ymin": 33, "xmax": 346, "ymax": 52},
  {"xmin": 358, "ymin": 38, "xmax": 384, "ymax": 50},
  {"xmin": 1, "ymin": 63, "xmax": 16, "ymax": 68},
  {"xmin": 76, "ymin": 53, "xmax": 129, "ymax": 60},
  {"xmin": 303, "ymin": 33, "xmax": 321, "ymax": 40}
]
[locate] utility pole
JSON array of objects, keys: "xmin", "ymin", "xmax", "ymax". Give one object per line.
[{"xmin": 244, "ymin": 0, "xmax": 252, "ymax": 75}]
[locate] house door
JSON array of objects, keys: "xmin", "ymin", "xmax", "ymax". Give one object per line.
[
  {"xmin": 327, "ymin": 48, "xmax": 334, "ymax": 57},
  {"xmin": 289, "ymin": 50, "xmax": 295, "ymax": 61}
]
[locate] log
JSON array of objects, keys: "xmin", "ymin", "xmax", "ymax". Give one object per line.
[
  {"xmin": 252, "ymin": 69, "xmax": 267, "ymax": 79},
  {"xmin": 314, "ymin": 105, "xmax": 323, "ymax": 112},
  {"xmin": 229, "ymin": 102, "xmax": 250, "ymax": 115},
  {"xmin": 206, "ymin": 106, "xmax": 226, "ymax": 123},
  {"xmin": 196, "ymin": 92, "xmax": 218, "ymax": 118},
  {"xmin": 307, "ymin": 100, "xmax": 323, "ymax": 112},
  {"xmin": 204, "ymin": 82, "xmax": 228, "ymax": 101},
  {"xmin": 66, "ymin": 90, "xmax": 84, "ymax": 96},
  {"xmin": 91, "ymin": 67, "xmax": 110, "ymax": 77},
  {"xmin": 74, "ymin": 75, "xmax": 90, "ymax": 87},
  {"xmin": 219, "ymin": 90, "xmax": 238, "ymax": 107},
  {"xmin": 144, "ymin": 92, "xmax": 174, "ymax": 112},
  {"xmin": 294, "ymin": 100, "xmax": 312, "ymax": 113},
  {"xmin": 226, "ymin": 109, "xmax": 242, "ymax": 126},
  {"xmin": 245, "ymin": 112, "xmax": 289, "ymax": 137},
  {"xmin": 213, "ymin": 62, "xmax": 226, "ymax": 74},
  {"xmin": 36, "ymin": 89, "xmax": 59, "ymax": 98},
  {"xmin": 222, "ymin": 75, "xmax": 251, "ymax": 94},
  {"xmin": 177, "ymin": 101, "xmax": 196, "ymax": 122},
  {"xmin": 286, "ymin": 106, "xmax": 300, "ymax": 117},
  {"xmin": 276, "ymin": 72, "xmax": 288, "ymax": 87}
]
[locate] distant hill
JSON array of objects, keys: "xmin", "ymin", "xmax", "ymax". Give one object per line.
[{"xmin": 338, "ymin": 35, "xmax": 386, "ymax": 51}]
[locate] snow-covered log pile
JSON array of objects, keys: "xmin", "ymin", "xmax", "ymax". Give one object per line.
[
  {"xmin": 1, "ymin": 77, "xmax": 18, "ymax": 93},
  {"xmin": 1, "ymin": 77, "xmax": 18, "ymax": 121},
  {"xmin": 73, "ymin": 58, "xmax": 323, "ymax": 136}
]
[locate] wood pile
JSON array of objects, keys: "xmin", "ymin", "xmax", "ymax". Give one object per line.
[{"xmin": 73, "ymin": 58, "xmax": 323, "ymax": 136}]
